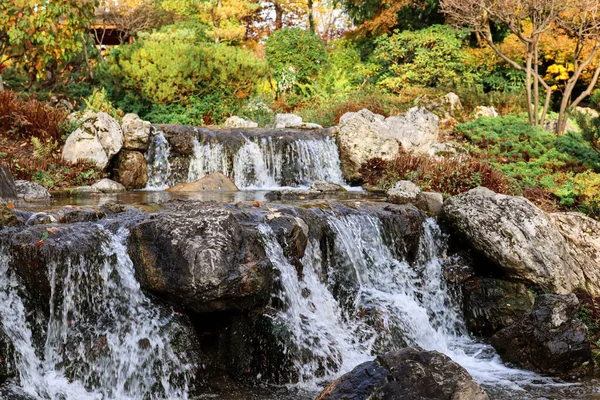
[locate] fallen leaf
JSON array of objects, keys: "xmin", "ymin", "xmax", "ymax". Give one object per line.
[
  {"xmin": 20, "ymin": 142, "xmax": 28, "ymax": 147},
  {"xmin": 7, "ymin": 204, "xmax": 14, "ymax": 209},
  {"xmin": 46, "ymin": 227, "xmax": 59, "ymax": 234},
  {"xmin": 252, "ymin": 201, "xmax": 262, "ymax": 207},
  {"xmin": 35, "ymin": 241, "xmax": 44, "ymax": 247}
]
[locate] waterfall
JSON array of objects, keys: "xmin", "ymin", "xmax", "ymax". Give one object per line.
[
  {"xmin": 0, "ymin": 228, "xmax": 192, "ymax": 399},
  {"xmin": 233, "ymin": 137, "xmax": 282, "ymax": 189},
  {"xmin": 187, "ymin": 139, "xmax": 230, "ymax": 182},
  {"xmin": 146, "ymin": 132, "xmax": 172, "ymax": 190},
  {"xmin": 287, "ymin": 137, "xmax": 345, "ymax": 185},
  {"xmin": 261, "ymin": 214, "xmax": 564, "ymax": 394}
]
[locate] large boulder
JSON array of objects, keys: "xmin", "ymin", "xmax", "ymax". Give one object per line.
[
  {"xmin": 169, "ymin": 172, "xmax": 239, "ymax": 191},
  {"xmin": 463, "ymin": 277, "xmax": 534, "ymax": 336},
  {"xmin": 114, "ymin": 150, "xmax": 148, "ymax": 189},
  {"xmin": 0, "ymin": 164, "xmax": 17, "ymax": 203},
  {"xmin": 62, "ymin": 111, "xmax": 123, "ymax": 169},
  {"xmin": 549, "ymin": 212, "xmax": 600, "ymax": 296},
  {"xmin": 491, "ymin": 294, "xmax": 593, "ymax": 377},
  {"xmin": 317, "ymin": 348, "xmax": 488, "ymax": 400},
  {"xmin": 387, "ymin": 181, "xmax": 421, "ymax": 204},
  {"xmin": 14, "ymin": 181, "xmax": 51, "ymax": 201},
  {"xmin": 121, "ymin": 113, "xmax": 151, "ymax": 151},
  {"xmin": 271, "ymin": 113, "xmax": 322, "ymax": 129},
  {"xmin": 336, "ymin": 108, "xmax": 439, "ymax": 182},
  {"xmin": 415, "ymin": 191, "xmax": 444, "ymax": 215},
  {"xmin": 128, "ymin": 202, "xmax": 273, "ymax": 313},
  {"xmin": 442, "ymin": 187, "xmax": 584, "ymax": 294},
  {"xmin": 223, "ymin": 116, "xmax": 259, "ymax": 128}
]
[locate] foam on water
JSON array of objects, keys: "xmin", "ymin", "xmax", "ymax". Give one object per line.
[{"xmin": 0, "ymin": 227, "xmax": 191, "ymax": 399}]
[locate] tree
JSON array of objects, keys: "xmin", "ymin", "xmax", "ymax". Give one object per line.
[
  {"xmin": 0, "ymin": 0, "xmax": 98, "ymax": 90},
  {"xmin": 441, "ymin": 0, "xmax": 600, "ymax": 134}
]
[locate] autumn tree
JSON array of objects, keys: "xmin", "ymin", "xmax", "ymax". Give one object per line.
[
  {"xmin": 441, "ymin": 0, "xmax": 600, "ymax": 134},
  {"xmin": 0, "ymin": 0, "xmax": 98, "ymax": 90}
]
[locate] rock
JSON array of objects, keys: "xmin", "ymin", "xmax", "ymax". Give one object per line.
[
  {"xmin": 544, "ymin": 119, "xmax": 578, "ymax": 133},
  {"xmin": 491, "ymin": 294, "xmax": 593, "ymax": 377},
  {"xmin": 308, "ymin": 181, "xmax": 346, "ymax": 193},
  {"xmin": 442, "ymin": 187, "xmax": 584, "ymax": 294},
  {"xmin": 0, "ymin": 205, "xmax": 20, "ymax": 228},
  {"xmin": 415, "ymin": 191, "xmax": 443, "ymax": 215},
  {"xmin": 114, "ymin": 150, "xmax": 148, "ymax": 189},
  {"xmin": 387, "ymin": 181, "xmax": 420, "ymax": 204},
  {"xmin": 63, "ymin": 111, "xmax": 124, "ymax": 169},
  {"xmin": 14, "ymin": 181, "xmax": 51, "ymax": 201},
  {"xmin": 169, "ymin": 172, "xmax": 239, "ymax": 191},
  {"xmin": 442, "ymin": 92, "xmax": 462, "ymax": 114},
  {"xmin": 0, "ymin": 164, "xmax": 17, "ymax": 203},
  {"xmin": 271, "ymin": 113, "xmax": 323, "ymax": 129},
  {"xmin": 472, "ymin": 106, "xmax": 499, "ymax": 119},
  {"xmin": 62, "ymin": 128, "xmax": 109, "ymax": 169},
  {"xmin": 575, "ymin": 106, "xmax": 599, "ymax": 119},
  {"xmin": 223, "ymin": 116, "xmax": 259, "ymax": 128},
  {"xmin": 25, "ymin": 212, "xmax": 58, "ymax": 225},
  {"xmin": 128, "ymin": 202, "xmax": 274, "ymax": 313},
  {"xmin": 385, "ymin": 107, "xmax": 440, "ymax": 153},
  {"xmin": 91, "ymin": 178, "xmax": 126, "ymax": 194},
  {"xmin": 463, "ymin": 277, "xmax": 534, "ymax": 336},
  {"xmin": 549, "ymin": 212, "xmax": 600, "ymax": 296},
  {"xmin": 121, "ymin": 113, "xmax": 151, "ymax": 151},
  {"xmin": 317, "ymin": 347, "xmax": 488, "ymax": 400},
  {"xmin": 72, "ymin": 186, "xmax": 100, "ymax": 195}
]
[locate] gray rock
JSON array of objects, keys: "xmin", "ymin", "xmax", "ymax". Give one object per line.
[
  {"xmin": 14, "ymin": 181, "xmax": 51, "ymax": 201},
  {"xmin": 387, "ymin": 181, "xmax": 420, "ymax": 204},
  {"xmin": 549, "ymin": 212, "xmax": 600, "ymax": 297},
  {"xmin": 271, "ymin": 113, "xmax": 323, "ymax": 129},
  {"xmin": 91, "ymin": 178, "xmax": 126, "ymax": 194},
  {"xmin": 317, "ymin": 347, "xmax": 488, "ymax": 400},
  {"xmin": 491, "ymin": 294, "xmax": 593, "ymax": 377},
  {"xmin": 0, "ymin": 206, "xmax": 20, "ymax": 228},
  {"xmin": 62, "ymin": 111, "xmax": 123, "ymax": 169},
  {"xmin": 544, "ymin": 119, "xmax": 577, "ymax": 133},
  {"xmin": 25, "ymin": 212, "xmax": 58, "ymax": 225},
  {"xmin": 121, "ymin": 113, "xmax": 151, "ymax": 151},
  {"xmin": 0, "ymin": 164, "xmax": 17, "ymax": 203},
  {"xmin": 385, "ymin": 107, "xmax": 440, "ymax": 153},
  {"xmin": 415, "ymin": 191, "xmax": 443, "ymax": 215},
  {"xmin": 114, "ymin": 150, "xmax": 148, "ymax": 189},
  {"xmin": 472, "ymin": 106, "xmax": 499, "ymax": 119},
  {"xmin": 442, "ymin": 187, "xmax": 584, "ymax": 294},
  {"xmin": 442, "ymin": 92, "xmax": 462, "ymax": 114},
  {"xmin": 463, "ymin": 277, "xmax": 534, "ymax": 336},
  {"xmin": 223, "ymin": 116, "xmax": 259, "ymax": 128},
  {"xmin": 73, "ymin": 186, "xmax": 100, "ymax": 194},
  {"xmin": 575, "ymin": 106, "xmax": 599, "ymax": 119}
]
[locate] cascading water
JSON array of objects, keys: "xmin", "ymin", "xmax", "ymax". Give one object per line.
[
  {"xmin": 261, "ymin": 213, "xmax": 575, "ymax": 397},
  {"xmin": 233, "ymin": 136, "xmax": 282, "ymax": 189},
  {"xmin": 286, "ymin": 137, "xmax": 345, "ymax": 185},
  {"xmin": 146, "ymin": 131, "xmax": 173, "ymax": 190},
  {"xmin": 187, "ymin": 139, "xmax": 230, "ymax": 182},
  {"xmin": 0, "ymin": 227, "xmax": 192, "ymax": 399}
]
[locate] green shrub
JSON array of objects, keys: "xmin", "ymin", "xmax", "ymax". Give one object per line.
[
  {"xmin": 371, "ymin": 25, "xmax": 478, "ymax": 93},
  {"xmin": 265, "ymin": 28, "xmax": 328, "ymax": 94},
  {"xmin": 83, "ymin": 87, "xmax": 122, "ymax": 121}
]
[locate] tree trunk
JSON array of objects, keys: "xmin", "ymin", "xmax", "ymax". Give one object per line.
[
  {"xmin": 533, "ymin": 38, "xmax": 540, "ymax": 125},
  {"xmin": 525, "ymin": 48, "xmax": 534, "ymax": 126},
  {"xmin": 308, "ymin": 0, "xmax": 315, "ymax": 33},
  {"xmin": 0, "ymin": 73, "xmax": 4, "ymax": 92},
  {"xmin": 82, "ymin": 34, "xmax": 94, "ymax": 81},
  {"xmin": 275, "ymin": 2, "xmax": 283, "ymax": 30}
]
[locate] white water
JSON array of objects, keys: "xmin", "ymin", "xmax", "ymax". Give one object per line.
[
  {"xmin": 146, "ymin": 132, "xmax": 173, "ymax": 190},
  {"xmin": 0, "ymin": 228, "xmax": 191, "ymax": 399},
  {"xmin": 146, "ymin": 133, "xmax": 347, "ymax": 190},
  {"xmin": 261, "ymin": 214, "xmax": 573, "ymax": 395}
]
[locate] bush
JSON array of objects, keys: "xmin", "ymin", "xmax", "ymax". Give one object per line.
[
  {"xmin": 265, "ymin": 28, "xmax": 328, "ymax": 94},
  {"xmin": 371, "ymin": 25, "xmax": 478, "ymax": 93},
  {"xmin": 103, "ymin": 28, "xmax": 267, "ymax": 105},
  {"xmin": 359, "ymin": 152, "xmax": 515, "ymax": 197},
  {"xmin": 0, "ymin": 90, "xmax": 67, "ymax": 141}
]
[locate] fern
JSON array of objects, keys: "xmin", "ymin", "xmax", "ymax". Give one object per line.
[{"xmin": 32, "ymin": 137, "xmax": 58, "ymax": 161}]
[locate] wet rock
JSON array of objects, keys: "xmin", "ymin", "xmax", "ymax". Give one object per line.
[
  {"xmin": 317, "ymin": 347, "xmax": 489, "ymax": 400},
  {"xmin": 415, "ymin": 191, "xmax": 443, "ymax": 215},
  {"xmin": 223, "ymin": 116, "xmax": 258, "ymax": 128},
  {"xmin": 309, "ymin": 181, "xmax": 346, "ymax": 193},
  {"xmin": 169, "ymin": 172, "xmax": 239, "ymax": 192},
  {"xmin": 25, "ymin": 212, "xmax": 58, "ymax": 225},
  {"xmin": 14, "ymin": 181, "xmax": 51, "ymax": 201},
  {"xmin": 267, "ymin": 214, "xmax": 309, "ymax": 272},
  {"xmin": 128, "ymin": 202, "xmax": 273, "ymax": 313},
  {"xmin": 122, "ymin": 113, "xmax": 151, "ymax": 151},
  {"xmin": 115, "ymin": 150, "xmax": 148, "ymax": 189},
  {"xmin": 442, "ymin": 187, "xmax": 584, "ymax": 294},
  {"xmin": 549, "ymin": 212, "xmax": 600, "ymax": 296},
  {"xmin": 63, "ymin": 111, "xmax": 123, "ymax": 168},
  {"xmin": 102, "ymin": 203, "xmax": 126, "ymax": 214},
  {"xmin": 491, "ymin": 293, "xmax": 593, "ymax": 377},
  {"xmin": 387, "ymin": 181, "xmax": 420, "ymax": 204},
  {"xmin": 463, "ymin": 277, "xmax": 534, "ymax": 336},
  {"xmin": 91, "ymin": 178, "xmax": 126, "ymax": 194},
  {"xmin": 51, "ymin": 207, "xmax": 105, "ymax": 224},
  {"xmin": 472, "ymin": 106, "xmax": 499, "ymax": 119},
  {"xmin": 0, "ymin": 164, "xmax": 17, "ymax": 203}
]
